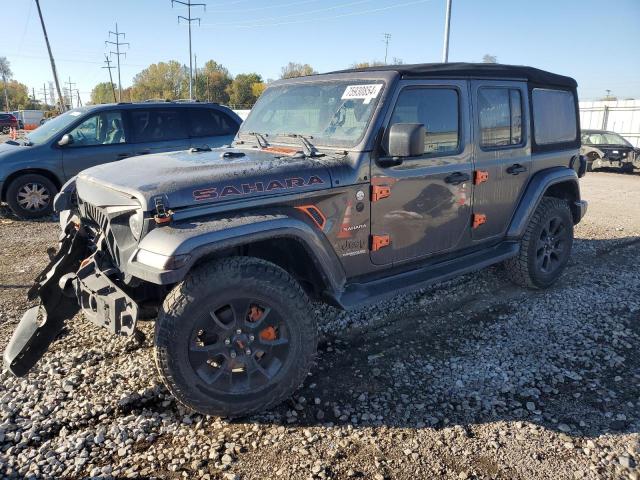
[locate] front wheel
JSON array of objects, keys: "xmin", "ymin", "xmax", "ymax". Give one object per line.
[
  {"xmin": 504, "ymin": 197, "xmax": 574, "ymax": 289},
  {"xmin": 154, "ymin": 257, "xmax": 317, "ymax": 417},
  {"xmin": 6, "ymin": 173, "xmax": 58, "ymax": 219}
]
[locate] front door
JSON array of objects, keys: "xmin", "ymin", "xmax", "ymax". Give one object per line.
[
  {"xmin": 370, "ymin": 80, "xmax": 473, "ymax": 266},
  {"xmin": 470, "ymin": 80, "xmax": 530, "ymax": 240},
  {"xmin": 61, "ymin": 110, "xmax": 132, "ymax": 178}
]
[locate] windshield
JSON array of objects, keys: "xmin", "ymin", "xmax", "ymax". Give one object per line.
[
  {"xmin": 582, "ymin": 131, "xmax": 631, "ymax": 147},
  {"xmin": 239, "ymin": 80, "xmax": 384, "ymax": 148},
  {"xmin": 26, "ymin": 109, "xmax": 87, "ymax": 145}
]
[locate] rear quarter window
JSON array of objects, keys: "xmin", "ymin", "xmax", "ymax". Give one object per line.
[{"xmin": 532, "ymin": 88, "xmax": 577, "ymax": 146}]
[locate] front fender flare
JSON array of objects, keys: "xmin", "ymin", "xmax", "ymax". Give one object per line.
[
  {"xmin": 506, "ymin": 167, "xmax": 582, "ymax": 240},
  {"xmin": 127, "ymin": 214, "xmax": 346, "ymax": 294}
]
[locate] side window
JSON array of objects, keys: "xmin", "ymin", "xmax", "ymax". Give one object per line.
[
  {"xmin": 188, "ymin": 108, "xmax": 237, "ymax": 137},
  {"xmin": 532, "ymin": 89, "xmax": 577, "ymax": 145},
  {"xmin": 130, "ymin": 109, "xmax": 187, "ymax": 143},
  {"xmin": 67, "ymin": 111, "xmax": 125, "ymax": 147},
  {"xmin": 389, "ymin": 88, "xmax": 459, "ymax": 155},
  {"xmin": 478, "ymin": 88, "xmax": 523, "ymax": 148}
]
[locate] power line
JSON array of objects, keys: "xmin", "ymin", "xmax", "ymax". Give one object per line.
[
  {"xmin": 65, "ymin": 76, "xmax": 76, "ymax": 109},
  {"xmin": 198, "ymin": 0, "xmax": 431, "ymax": 28},
  {"xmin": 105, "ymin": 23, "xmax": 129, "ymax": 102},
  {"xmin": 383, "ymin": 33, "xmax": 391, "ymax": 65},
  {"xmin": 172, "ymin": 0, "xmax": 206, "ymax": 100},
  {"xmin": 102, "ymin": 54, "xmax": 118, "ymax": 103}
]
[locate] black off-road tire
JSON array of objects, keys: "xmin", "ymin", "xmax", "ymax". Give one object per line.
[
  {"xmin": 6, "ymin": 173, "xmax": 58, "ymax": 219},
  {"xmin": 504, "ymin": 197, "xmax": 574, "ymax": 289},
  {"xmin": 154, "ymin": 257, "xmax": 317, "ymax": 417}
]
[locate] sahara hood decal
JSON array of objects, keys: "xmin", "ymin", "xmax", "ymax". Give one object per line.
[{"xmin": 193, "ymin": 175, "xmax": 325, "ymax": 201}]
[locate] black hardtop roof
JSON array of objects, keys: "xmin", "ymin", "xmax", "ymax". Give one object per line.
[{"xmin": 331, "ymin": 62, "xmax": 577, "ymax": 88}]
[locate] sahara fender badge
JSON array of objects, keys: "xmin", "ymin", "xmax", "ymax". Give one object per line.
[{"xmin": 193, "ymin": 175, "xmax": 325, "ymax": 201}]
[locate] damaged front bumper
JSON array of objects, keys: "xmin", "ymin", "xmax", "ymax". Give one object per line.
[{"xmin": 3, "ymin": 227, "xmax": 139, "ymax": 377}]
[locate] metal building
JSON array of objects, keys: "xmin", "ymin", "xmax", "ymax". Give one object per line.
[{"xmin": 580, "ymin": 100, "xmax": 640, "ymax": 147}]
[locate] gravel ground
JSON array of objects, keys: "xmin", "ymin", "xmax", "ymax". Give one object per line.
[{"xmin": 0, "ymin": 171, "xmax": 639, "ymax": 479}]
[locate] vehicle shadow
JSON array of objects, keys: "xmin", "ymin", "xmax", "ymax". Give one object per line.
[{"xmin": 239, "ymin": 235, "xmax": 640, "ymax": 439}]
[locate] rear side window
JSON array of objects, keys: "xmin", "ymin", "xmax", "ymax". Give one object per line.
[
  {"xmin": 130, "ymin": 109, "xmax": 187, "ymax": 142},
  {"xmin": 389, "ymin": 88, "xmax": 459, "ymax": 155},
  {"xmin": 188, "ymin": 108, "xmax": 237, "ymax": 137},
  {"xmin": 532, "ymin": 89, "xmax": 577, "ymax": 145},
  {"xmin": 0, "ymin": 114, "xmax": 10, "ymax": 120},
  {"xmin": 478, "ymin": 88, "xmax": 522, "ymax": 147}
]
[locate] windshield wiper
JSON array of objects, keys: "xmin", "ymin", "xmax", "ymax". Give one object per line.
[
  {"xmin": 245, "ymin": 131, "xmax": 269, "ymax": 148},
  {"xmin": 277, "ymin": 133, "xmax": 324, "ymax": 157}
]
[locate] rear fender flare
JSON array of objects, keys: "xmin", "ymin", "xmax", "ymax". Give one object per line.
[
  {"xmin": 129, "ymin": 214, "xmax": 346, "ymax": 294},
  {"xmin": 506, "ymin": 167, "xmax": 581, "ymax": 239}
]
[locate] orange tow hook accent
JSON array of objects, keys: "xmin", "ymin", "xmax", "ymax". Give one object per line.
[
  {"xmin": 371, "ymin": 234, "xmax": 390, "ymax": 252},
  {"xmin": 371, "ymin": 185, "xmax": 391, "ymax": 202}
]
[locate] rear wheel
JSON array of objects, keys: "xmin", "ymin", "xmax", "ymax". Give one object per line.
[
  {"xmin": 154, "ymin": 257, "xmax": 317, "ymax": 417},
  {"xmin": 6, "ymin": 173, "xmax": 57, "ymax": 219},
  {"xmin": 504, "ymin": 197, "xmax": 574, "ymax": 289}
]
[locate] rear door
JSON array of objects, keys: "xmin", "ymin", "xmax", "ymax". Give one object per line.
[
  {"xmin": 129, "ymin": 107, "xmax": 191, "ymax": 156},
  {"xmin": 370, "ymin": 80, "xmax": 473, "ymax": 265},
  {"xmin": 470, "ymin": 80, "xmax": 530, "ymax": 241},
  {"xmin": 187, "ymin": 107, "xmax": 239, "ymax": 147},
  {"xmin": 61, "ymin": 110, "xmax": 132, "ymax": 178}
]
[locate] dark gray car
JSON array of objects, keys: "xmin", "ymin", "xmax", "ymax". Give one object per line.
[
  {"xmin": 0, "ymin": 102, "xmax": 241, "ymax": 218},
  {"xmin": 4, "ymin": 63, "xmax": 588, "ymax": 418}
]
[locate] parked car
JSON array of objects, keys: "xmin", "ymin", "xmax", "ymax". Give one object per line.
[
  {"xmin": 4, "ymin": 63, "xmax": 588, "ymax": 418},
  {"xmin": 11, "ymin": 110, "xmax": 45, "ymax": 130},
  {"xmin": 0, "ymin": 112, "xmax": 18, "ymax": 134},
  {"xmin": 581, "ymin": 129, "xmax": 640, "ymax": 172},
  {"xmin": 0, "ymin": 102, "xmax": 242, "ymax": 218}
]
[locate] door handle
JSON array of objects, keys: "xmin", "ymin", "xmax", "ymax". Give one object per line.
[
  {"xmin": 117, "ymin": 153, "xmax": 130, "ymax": 159},
  {"xmin": 444, "ymin": 172, "xmax": 471, "ymax": 185},
  {"xmin": 507, "ymin": 163, "xmax": 527, "ymax": 175}
]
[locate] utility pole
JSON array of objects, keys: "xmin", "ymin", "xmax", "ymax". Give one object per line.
[
  {"xmin": 171, "ymin": 0, "xmax": 206, "ymax": 100},
  {"xmin": 65, "ymin": 77, "xmax": 76, "ymax": 109},
  {"xmin": 102, "ymin": 54, "xmax": 118, "ymax": 103},
  {"xmin": 383, "ymin": 33, "xmax": 391, "ymax": 65},
  {"xmin": 39, "ymin": 83, "xmax": 48, "ymax": 107},
  {"xmin": 194, "ymin": 54, "xmax": 198, "ymax": 100},
  {"xmin": 76, "ymin": 90, "xmax": 83, "ymax": 107},
  {"xmin": 442, "ymin": 0, "xmax": 452, "ymax": 63},
  {"xmin": 105, "ymin": 23, "xmax": 129, "ymax": 102},
  {"xmin": 35, "ymin": 0, "xmax": 65, "ymax": 111}
]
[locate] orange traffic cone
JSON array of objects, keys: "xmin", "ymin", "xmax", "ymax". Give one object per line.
[
  {"xmin": 10, "ymin": 127, "xmax": 17, "ymax": 140},
  {"xmin": 337, "ymin": 201, "xmax": 354, "ymax": 239}
]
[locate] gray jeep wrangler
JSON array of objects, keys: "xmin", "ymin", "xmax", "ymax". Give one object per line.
[{"xmin": 4, "ymin": 63, "xmax": 587, "ymax": 417}]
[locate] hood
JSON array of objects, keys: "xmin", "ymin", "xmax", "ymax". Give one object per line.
[{"xmin": 76, "ymin": 147, "xmax": 333, "ymax": 211}]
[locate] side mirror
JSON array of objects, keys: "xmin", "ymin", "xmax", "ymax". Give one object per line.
[
  {"xmin": 57, "ymin": 134, "xmax": 73, "ymax": 147},
  {"xmin": 385, "ymin": 123, "xmax": 425, "ymax": 160}
]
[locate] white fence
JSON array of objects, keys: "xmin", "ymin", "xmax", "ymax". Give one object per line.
[{"xmin": 579, "ymin": 100, "xmax": 640, "ymax": 147}]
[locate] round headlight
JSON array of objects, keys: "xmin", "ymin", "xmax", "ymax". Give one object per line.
[{"xmin": 129, "ymin": 210, "xmax": 144, "ymax": 240}]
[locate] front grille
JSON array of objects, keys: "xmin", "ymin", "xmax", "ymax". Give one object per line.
[{"xmin": 80, "ymin": 201, "xmax": 121, "ymax": 266}]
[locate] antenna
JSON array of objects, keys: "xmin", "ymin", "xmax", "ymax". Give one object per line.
[
  {"xmin": 171, "ymin": 0, "xmax": 206, "ymax": 100},
  {"xmin": 105, "ymin": 23, "xmax": 129, "ymax": 102}
]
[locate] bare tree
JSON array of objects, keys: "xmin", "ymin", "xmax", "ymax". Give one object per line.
[
  {"xmin": 280, "ymin": 62, "xmax": 316, "ymax": 79},
  {"xmin": 0, "ymin": 57, "xmax": 12, "ymax": 111},
  {"xmin": 482, "ymin": 54, "xmax": 497, "ymax": 64}
]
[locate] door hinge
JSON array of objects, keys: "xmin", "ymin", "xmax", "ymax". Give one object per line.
[
  {"xmin": 472, "ymin": 213, "xmax": 487, "ymax": 229},
  {"xmin": 371, "ymin": 185, "xmax": 391, "ymax": 202},
  {"xmin": 371, "ymin": 234, "xmax": 391, "ymax": 251},
  {"xmin": 474, "ymin": 170, "xmax": 489, "ymax": 185}
]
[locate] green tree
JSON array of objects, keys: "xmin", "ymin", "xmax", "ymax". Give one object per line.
[
  {"xmin": 280, "ymin": 62, "xmax": 316, "ymax": 79},
  {"xmin": 195, "ymin": 60, "xmax": 232, "ymax": 103},
  {"xmin": 130, "ymin": 60, "xmax": 187, "ymax": 101},
  {"xmin": 90, "ymin": 82, "xmax": 117, "ymax": 104},
  {"xmin": 482, "ymin": 54, "xmax": 497, "ymax": 64},
  {"xmin": 5, "ymin": 80, "xmax": 31, "ymax": 110},
  {"xmin": 227, "ymin": 73, "xmax": 263, "ymax": 107},
  {"xmin": 1, "ymin": 57, "xmax": 12, "ymax": 111}
]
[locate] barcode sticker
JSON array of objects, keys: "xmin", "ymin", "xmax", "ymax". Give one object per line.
[{"xmin": 341, "ymin": 84, "xmax": 383, "ymax": 104}]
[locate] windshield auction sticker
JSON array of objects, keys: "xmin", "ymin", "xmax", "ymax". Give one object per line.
[{"xmin": 342, "ymin": 84, "xmax": 383, "ymax": 104}]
